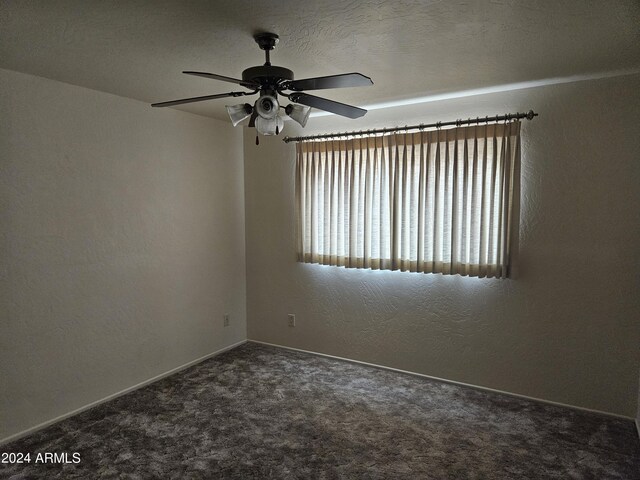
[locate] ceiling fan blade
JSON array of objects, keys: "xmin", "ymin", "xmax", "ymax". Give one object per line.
[
  {"xmin": 151, "ymin": 91, "xmax": 251, "ymax": 107},
  {"xmin": 285, "ymin": 73, "xmax": 373, "ymax": 91},
  {"xmin": 183, "ymin": 71, "xmax": 258, "ymax": 89},
  {"xmin": 289, "ymin": 93, "xmax": 367, "ymax": 119}
]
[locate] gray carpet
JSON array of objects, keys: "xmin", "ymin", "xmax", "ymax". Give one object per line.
[{"xmin": 1, "ymin": 342, "xmax": 639, "ymax": 479}]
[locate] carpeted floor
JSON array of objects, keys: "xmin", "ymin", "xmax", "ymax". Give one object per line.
[{"xmin": 1, "ymin": 342, "xmax": 639, "ymax": 479}]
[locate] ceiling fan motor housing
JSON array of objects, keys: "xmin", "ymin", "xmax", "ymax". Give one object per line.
[{"xmin": 242, "ymin": 65, "xmax": 294, "ymax": 88}]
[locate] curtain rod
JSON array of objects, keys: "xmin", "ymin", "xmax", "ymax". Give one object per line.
[{"xmin": 282, "ymin": 110, "xmax": 538, "ymax": 143}]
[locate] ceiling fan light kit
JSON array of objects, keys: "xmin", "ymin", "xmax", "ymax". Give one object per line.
[
  {"xmin": 226, "ymin": 103, "xmax": 253, "ymax": 127},
  {"xmin": 151, "ymin": 32, "xmax": 373, "ymax": 141},
  {"xmin": 255, "ymin": 115, "xmax": 284, "ymax": 136},
  {"xmin": 255, "ymin": 94, "xmax": 279, "ymax": 119},
  {"xmin": 285, "ymin": 104, "xmax": 311, "ymax": 127}
]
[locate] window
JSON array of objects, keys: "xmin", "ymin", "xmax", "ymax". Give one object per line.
[{"xmin": 295, "ymin": 122, "xmax": 520, "ymax": 278}]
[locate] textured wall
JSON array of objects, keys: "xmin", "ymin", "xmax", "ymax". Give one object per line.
[
  {"xmin": 0, "ymin": 68, "xmax": 246, "ymax": 441},
  {"xmin": 244, "ymin": 74, "xmax": 640, "ymax": 417}
]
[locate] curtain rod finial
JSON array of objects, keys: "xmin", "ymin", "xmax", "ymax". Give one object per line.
[{"xmin": 526, "ymin": 110, "xmax": 536, "ymax": 120}]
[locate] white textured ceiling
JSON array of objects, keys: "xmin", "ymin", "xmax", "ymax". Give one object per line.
[{"xmin": 1, "ymin": 0, "xmax": 639, "ymax": 121}]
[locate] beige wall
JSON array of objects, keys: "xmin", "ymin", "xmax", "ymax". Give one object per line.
[
  {"xmin": 244, "ymin": 74, "xmax": 640, "ymax": 417},
  {"xmin": 1, "ymin": 66, "xmax": 638, "ymax": 444},
  {"xmin": 0, "ymin": 68, "xmax": 247, "ymax": 441}
]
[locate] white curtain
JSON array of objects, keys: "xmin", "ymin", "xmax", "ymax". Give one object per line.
[{"xmin": 295, "ymin": 122, "xmax": 520, "ymax": 278}]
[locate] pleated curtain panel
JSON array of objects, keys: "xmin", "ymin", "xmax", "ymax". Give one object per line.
[{"xmin": 295, "ymin": 121, "xmax": 521, "ymax": 279}]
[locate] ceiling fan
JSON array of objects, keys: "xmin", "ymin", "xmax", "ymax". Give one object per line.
[{"xmin": 151, "ymin": 32, "xmax": 373, "ymax": 139}]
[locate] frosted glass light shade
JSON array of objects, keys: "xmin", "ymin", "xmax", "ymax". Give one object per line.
[
  {"xmin": 255, "ymin": 95, "xmax": 279, "ymax": 119},
  {"xmin": 285, "ymin": 104, "xmax": 312, "ymax": 127},
  {"xmin": 255, "ymin": 115, "xmax": 285, "ymax": 136},
  {"xmin": 226, "ymin": 103, "xmax": 252, "ymax": 127}
]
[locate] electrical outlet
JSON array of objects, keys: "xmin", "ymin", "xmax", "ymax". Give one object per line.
[
  {"xmin": 288, "ymin": 314, "xmax": 296, "ymax": 327},
  {"xmin": 223, "ymin": 314, "xmax": 230, "ymax": 327}
]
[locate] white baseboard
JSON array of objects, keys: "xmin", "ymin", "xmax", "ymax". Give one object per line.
[
  {"xmin": 0, "ymin": 340, "xmax": 247, "ymax": 446},
  {"xmin": 248, "ymin": 339, "xmax": 634, "ymax": 422}
]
